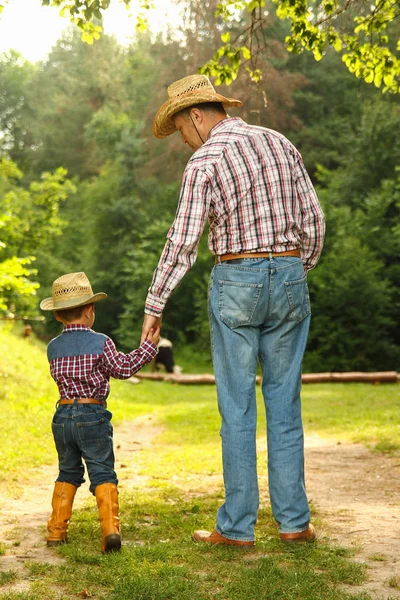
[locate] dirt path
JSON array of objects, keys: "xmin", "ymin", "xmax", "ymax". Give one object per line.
[
  {"xmin": 0, "ymin": 417, "xmax": 399, "ymax": 599},
  {"xmin": 305, "ymin": 435, "xmax": 400, "ymax": 599}
]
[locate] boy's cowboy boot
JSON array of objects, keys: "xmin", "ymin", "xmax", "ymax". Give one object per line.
[
  {"xmin": 47, "ymin": 481, "xmax": 77, "ymax": 546},
  {"xmin": 95, "ymin": 482, "xmax": 121, "ymax": 553}
]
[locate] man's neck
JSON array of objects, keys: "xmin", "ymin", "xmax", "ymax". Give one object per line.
[{"xmin": 205, "ymin": 114, "xmax": 228, "ymax": 138}]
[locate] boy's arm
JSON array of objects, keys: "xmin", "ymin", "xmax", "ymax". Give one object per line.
[{"xmin": 101, "ymin": 337, "xmax": 157, "ymax": 379}]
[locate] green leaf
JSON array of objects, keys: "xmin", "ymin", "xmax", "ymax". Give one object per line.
[
  {"xmin": 365, "ymin": 69, "xmax": 374, "ymax": 84},
  {"xmin": 383, "ymin": 73, "xmax": 394, "ymax": 87},
  {"xmin": 221, "ymin": 32, "xmax": 231, "ymax": 43},
  {"xmin": 374, "ymin": 71, "xmax": 383, "ymax": 88},
  {"xmin": 241, "ymin": 46, "xmax": 251, "ymax": 60}
]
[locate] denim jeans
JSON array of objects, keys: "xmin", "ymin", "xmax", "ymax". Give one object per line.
[
  {"xmin": 51, "ymin": 403, "xmax": 117, "ymax": 495},
  {"xmin": 209, "ymin": 256, "xmax": 311, "ymax": 541}
]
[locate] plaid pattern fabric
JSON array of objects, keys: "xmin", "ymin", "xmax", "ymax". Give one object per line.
[
  {"xmin": 145, "ymin": 117, "xmax": 325, "ymax": 316},
  {"xmin": 49, "ymin": 325, "xmax": 157, "ymax": 401}
]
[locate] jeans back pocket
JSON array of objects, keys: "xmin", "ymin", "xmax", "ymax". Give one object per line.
[
  {"xmin": 284, "ymin": 276, "xmax": 311, "ymax": 322},
  {"xmin": 78, "ymin": 418, "xmax": 112, "ymax": 461},
  {"xmin": 52, "ymin": 421, "xmax": 67, "ymax": 456},
  {"xmin": 218, "ymin": 280, "xmax": 263, "ymax": 328}
]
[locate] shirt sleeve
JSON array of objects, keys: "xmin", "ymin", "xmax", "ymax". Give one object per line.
[
  {"xmin": 145, "ymin": 165, "xmax": 212, "ymax": 316},
  {"xmin": 293, "ymin": 154, "xmax": 326, "ymax": 272},
  {"xmin": 101, "ymin": 337, "xmax": 158, "ymax": 379}
]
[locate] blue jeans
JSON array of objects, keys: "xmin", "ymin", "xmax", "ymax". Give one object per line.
[
  {"xmin": 209, "ymin": 256, "xmax": 311, "ymax": 541},
  {"xmin": 51, "ymin": 403, "xmax": 117, "ymax": 495}
]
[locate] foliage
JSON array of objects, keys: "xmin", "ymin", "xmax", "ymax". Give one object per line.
[
  {"xmin": 201, "ymin": 0, "xmax": 400, "ymax": 92},
  {"xmin": 0, "ymin": 32, "xmax": 128, "ymax": 179},
  {"xmin": 0, "ymin": 158, "xmax": 75, "ymax": 316},
  {"xmin": 0, "ymin": 50, "xmax": 36, "ymax": 160},
  {"xmin": 303, "ymin": 96, "xmax": 400, "ymax": 371},
  {"xmin": 2, "ymin": 0, "xmax": 395, "ymax": 91},
  {"xmin": 0, "ymin": 254, "xmax": 38, "ymax": 313}
]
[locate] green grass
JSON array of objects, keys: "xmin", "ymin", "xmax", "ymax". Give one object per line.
[
  {"xmin": 0, "ymin": 324, "xmax": 398, "ymax": 600},
  {"xmin": 0, "ymin": 572, "xmax": 17, "ymax": 586}
]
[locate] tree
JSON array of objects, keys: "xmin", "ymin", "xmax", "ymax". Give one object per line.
[
  {"xmin": 0, "ymin": 157, "xmax": 75, "ymax": 316},
  {"xmin": 304, "ymin": 96, "xmax": 400, "ymax": 371},
  {"xmin": 1, "ymin": 0, "xmax": 398, "ymax": 92},
  {"xmin": 0, "ymin": 30, "xmax": 128, "ymax": 179},
  {"xmin": 0, "ymin": 51, "xmax": 36, "ymax": 165}
]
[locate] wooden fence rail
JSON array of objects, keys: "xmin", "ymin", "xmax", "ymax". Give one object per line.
[{"xmin": 133, "ymin": 371, "xmax": 399, "ymax": 385}]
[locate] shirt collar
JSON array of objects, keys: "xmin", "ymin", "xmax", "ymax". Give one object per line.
[
  {"xmin": 208, "ymin": 117, "xmax": 243, "ymax": 140},
  {"xmin": 62, "ymin": 324, "xmax": 91, "ymax": 333}
]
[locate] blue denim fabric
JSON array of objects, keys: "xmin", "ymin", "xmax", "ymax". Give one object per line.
[
  {"xmin": 51, "ymin": 403, "xmax": 117, "ymax": 495},
  {"xmin": 209, "ymin": 256, "xmax": 311, "ymax": 541}
]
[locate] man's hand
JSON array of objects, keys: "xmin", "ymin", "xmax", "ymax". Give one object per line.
[
  {"xmin": 146, "ymin": 327, "xmax": 161, "ymax": 346},
  {"xmin": 141, "ymin": 314, "xmax": 162, "ymax": 345}
]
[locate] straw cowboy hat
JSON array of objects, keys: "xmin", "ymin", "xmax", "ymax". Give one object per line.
[
  {"xmin": 153, "ymin": 74, "xmax": 243, "ymax": 139},
  {"xmin": 40, "ymin": 272, "xmax": 107, "ymax": 311}
]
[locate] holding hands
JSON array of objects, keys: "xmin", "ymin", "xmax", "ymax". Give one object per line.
[
  {"xmin": 141, "ymin": 314, "xmax": 162, "ymax": 345},
  {"xmin": 146, "ymin": 326, "xmax": 160, "ymax": 346}
]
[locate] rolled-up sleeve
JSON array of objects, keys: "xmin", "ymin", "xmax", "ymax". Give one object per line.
[{"xmin": 145, "ymin": 165, "xmax": 212, "ymax": 316}]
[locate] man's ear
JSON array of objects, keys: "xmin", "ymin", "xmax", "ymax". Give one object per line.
[
  {"xmin": 54, "ymin": 311, "xmax": 63, "ymax": 323},
  {"xmin": 190, "ymin": 107, "xmax": 204, "ymax": 124}
]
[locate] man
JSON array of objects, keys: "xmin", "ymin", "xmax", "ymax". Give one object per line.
[{"xmin": 141, "ymin": 74, "xmax": 325, "ymax": 546}]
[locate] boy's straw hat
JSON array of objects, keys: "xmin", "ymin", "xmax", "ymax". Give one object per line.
[
  {"xmin": 153, "ymin": 74, "xmax": 242, "ymax": 139},
  {"xmin": 40, "ymin": 272, "xmax": 107, "ymax": 311}
]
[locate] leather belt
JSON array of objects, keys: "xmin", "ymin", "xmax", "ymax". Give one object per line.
[
  {"xmin": 58, "ymin": 398, "xmax": 103, "ymax": 405},
  {"xmin": 215, "ymin": 249, "xmax": 300, "ymax": 264}
]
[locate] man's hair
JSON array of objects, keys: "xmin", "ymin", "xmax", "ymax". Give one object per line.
[
  {"xmin": 175, "ymin": 102, "xmax": 226, "ymax": 120},
  {"xmin": 55, "ymin": 303, "xmax": 93, "ymax": 323}
]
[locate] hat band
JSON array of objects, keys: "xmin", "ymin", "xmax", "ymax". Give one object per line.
[{"xmin": 53, "ymin": 293, "xmax": 95, "ymax": 310}]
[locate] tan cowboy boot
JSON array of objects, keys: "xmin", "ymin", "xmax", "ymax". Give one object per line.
[
  {"xmin": 95, "ymin": 483, "xmax": 121, "ymax": 553},
  {"xmin": 47, "ymin": 481, "xmax": 77, "ymax": 546}
]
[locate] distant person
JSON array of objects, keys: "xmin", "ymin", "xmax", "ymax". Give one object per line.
[
  {"xmin": 40, "ymin": 272, "xmax": 159, "ymax": 553},
  {"xmin": 23, "ymin": 323, "xmax": 32, "ymax": 338},
  {"xmin": 152, "ymin": 336, "xmax": 181, "ymax": 374},
  {"xmin": 141, "ymin": 75, "xmax": 325, "ymax": 546},
  {"xmin": 152, "ymin": 337, "xmax": 174, "ymax": 373}
]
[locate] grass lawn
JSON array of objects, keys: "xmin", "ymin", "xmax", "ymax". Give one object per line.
[{"xmin": 0, "ymin": 324, "xmax": 399, "ymax": 600}]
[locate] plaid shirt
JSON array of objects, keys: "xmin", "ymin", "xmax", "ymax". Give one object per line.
[
  {"xmin": 145, "ymin": 117, "xmax": 325, "ymax": 316},
  {"xmin": 48, "ymin": 324, "xmax": 157, "ymax": 401}
]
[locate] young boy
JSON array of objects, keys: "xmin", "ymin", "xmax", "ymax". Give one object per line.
[{"xmin": 40, "ymin": 271, "xmax": 159, "ymax": 553}]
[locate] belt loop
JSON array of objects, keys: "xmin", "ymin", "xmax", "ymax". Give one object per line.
[
  {"xmin": 217, "ymin": 254, "xmax": 221, "ymax": 263},
  {"xmin": 269, "ymin": 251, "xmax": 273, "ymax": 261}
]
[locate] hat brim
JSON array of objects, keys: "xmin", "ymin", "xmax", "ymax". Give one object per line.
[
  {"xmin": 40, "ymin": 292, "xmax": 107, "ymax": 311},
  {"xmin": 153, "ymin": 90, "xmax": 243, "ymax": 139}
]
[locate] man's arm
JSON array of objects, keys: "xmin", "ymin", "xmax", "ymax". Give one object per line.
[
  {"xmin": 142, "ymin": 165, "xmax": 212, "ymax": 339},
  {"xmin": 293, "ymin": 155, "xmax": 325, "ymax": 271}
]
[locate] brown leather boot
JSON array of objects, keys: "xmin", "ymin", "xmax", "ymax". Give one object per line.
[
  {"xmin": 95, "ymin": 483, "xmax": 121, "ymax": 553},
  {"xmin": 280, "ymin": 524, "xmax": 316, "ymax": 544},
  {"xmin": 47, "ymin": 481, "xmax": 77, "ymax": 546},
  {"xmin": 193, "ymin": 529, "xmax": 255, "ymax": 547}
]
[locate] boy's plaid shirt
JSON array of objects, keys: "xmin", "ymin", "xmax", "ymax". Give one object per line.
[
  {"xmin": 49, "ymin": 324, "xmax": 157, "ymax": 401},
  {"xmin": 145, "ymin": 117, "xmax": 325, "ymax": 316}
]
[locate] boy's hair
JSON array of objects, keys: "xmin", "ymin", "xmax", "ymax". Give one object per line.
[
  {"xmin": 176, "ymin": 102, "xmax": 226, "ymax": 120},
  {"xmin": 55, "ymin": 303, "xmax": 94, "ymax": 323}
]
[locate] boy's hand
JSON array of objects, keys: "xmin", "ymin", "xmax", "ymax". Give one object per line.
[{"xmin": 147, "ymin": 327, "xmax": 160, "ymax": 346}]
